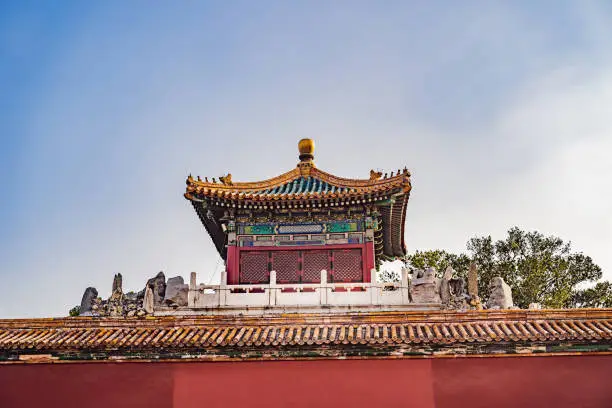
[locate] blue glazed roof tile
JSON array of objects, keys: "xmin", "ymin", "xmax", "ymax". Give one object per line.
[{"xmin": 252, "ymin": 177, "xmax": 355, "ymax": 196}]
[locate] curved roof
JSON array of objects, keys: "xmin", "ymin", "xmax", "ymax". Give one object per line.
[{"xmin": 185, "ymin": 166, "xmax": 411, "ymax": 203}]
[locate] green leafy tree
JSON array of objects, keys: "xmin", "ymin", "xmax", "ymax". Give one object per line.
[
  {"xmin": 405, "ymin": 250, "xmax": 471, "ymax": 279},
  {"xmin": 69, "ymin": 305, "xmax": 81, "ymax": 317},
  {"xmin": 573, "ymin": 281, "xmax": 612, "ymax": 308},
  {"xmin": 402, "ymin": 227, "xmax": 609, "ymax": 309}
]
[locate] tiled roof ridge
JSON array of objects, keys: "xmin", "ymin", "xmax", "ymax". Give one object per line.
[
  {"xmin": 185, "ymin": 166, "xmax": 410, "ymax": 195},
  {"xmin": 187, "ymin": 168, "xmax": 301, "ymax": 192},
  {"xmin": 1, "ymin": 309, "xmax": 610, "ymax": 329},
  {"xmin": 311, "ymin": 167, "xmax": 410, "ymax": 190},
  {"xmin": 1, "ymin": 310, "xmax": 610, "ymax": 355}
]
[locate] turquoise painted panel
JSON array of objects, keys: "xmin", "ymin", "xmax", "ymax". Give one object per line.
[
  {"xmin": 243, "ymin": 225, "xmax": 275, "ymax": 235},
  {"xmin": 326, "ymin": 221, "xmax": 359, "ymax": 233}
]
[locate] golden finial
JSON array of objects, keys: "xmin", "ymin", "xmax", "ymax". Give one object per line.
[
  {"xmin": 197, "ymin": 176, "xmax": 202, "ymax": 182},
  {"xmin": 298, "ymin": 138, "xmax": 315, "ymax": 162}
]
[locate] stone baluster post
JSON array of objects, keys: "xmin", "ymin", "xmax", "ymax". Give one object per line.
[
  {"xmin": 219, "ymin": 271, "xmax": 227, "ymax": 307},
  {"xmin": 401, "ymin": 268, "xmax": 410, "ymax": 304},
  {"xmin": 269, "ymin": 270, "xmax": 277, "ymax": 306},
  {"xmin": 188, "ymin": 272, "xmax": 197, "ymax": 307},
  {"xmin": 370, "ymin": 268, "xmax": 379, "ymax": 305},
  {"xmin": 320, "ymin": 270, "xmax": 328, "ymax": 305}
]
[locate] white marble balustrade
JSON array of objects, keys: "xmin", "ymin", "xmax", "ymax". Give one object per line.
[{"xmin": 187, "ymin": 269, "xmax": 413, "ymax": 308}]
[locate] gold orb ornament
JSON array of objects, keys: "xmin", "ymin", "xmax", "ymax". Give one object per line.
[{"xmin": 298, "ymin": 138, "xmax": 315, "ymax": 161}]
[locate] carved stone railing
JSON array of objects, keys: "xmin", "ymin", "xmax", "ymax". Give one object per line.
[{"xmin": 187, "ymin": 269, "xmax": 422, "ymax": 309}]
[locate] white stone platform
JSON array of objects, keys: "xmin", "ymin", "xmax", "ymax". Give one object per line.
[{"xmin": 153, "ymin": 269, "xmax": 442, "ymax": 316}]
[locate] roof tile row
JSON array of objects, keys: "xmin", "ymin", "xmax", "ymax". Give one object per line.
[
  {"xmin": 185, "ymin": 167, "xmax": 411, "ymax": 203},
  {"xmin": 1, "ymin": 313, "xmax": 610, "ymax": 351}
]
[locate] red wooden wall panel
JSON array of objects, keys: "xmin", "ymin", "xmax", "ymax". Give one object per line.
[{"xmin": 235, "ymin": 244, "xmax": 369, "ymax": 284}]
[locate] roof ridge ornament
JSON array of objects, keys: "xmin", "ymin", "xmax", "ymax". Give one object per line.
[
  {"xmin": 219, "ymin": 173, "xmax": 233, "ymax": 186},
  {"xmin": 369, "ymin": 170, "xmax": 382, "ymax": 181},
  {"xmin": 298, "ymin": 138, "xmax": 315, "ymax": 162},
  {"xmin": 297, "ymin": 138, "xmax": 316, "ymax": 177}
]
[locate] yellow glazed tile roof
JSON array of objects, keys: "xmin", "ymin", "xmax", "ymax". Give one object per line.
[
  {"xmin": 185, "ymin": 167, "xmax": 412, "ymax": 203},
  {"xmin": 1, "ymin": 309, "xmax": 610, "ymax": 352}
]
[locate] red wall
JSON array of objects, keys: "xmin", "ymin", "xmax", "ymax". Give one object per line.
[{"xmin": 0, "ymin": 356, "xmax": 610, "ymax": 408}]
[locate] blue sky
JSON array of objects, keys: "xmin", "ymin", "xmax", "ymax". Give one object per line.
[{"xmin": 1, "ymin": 1, "xmax": 611, "ymax": 317}]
